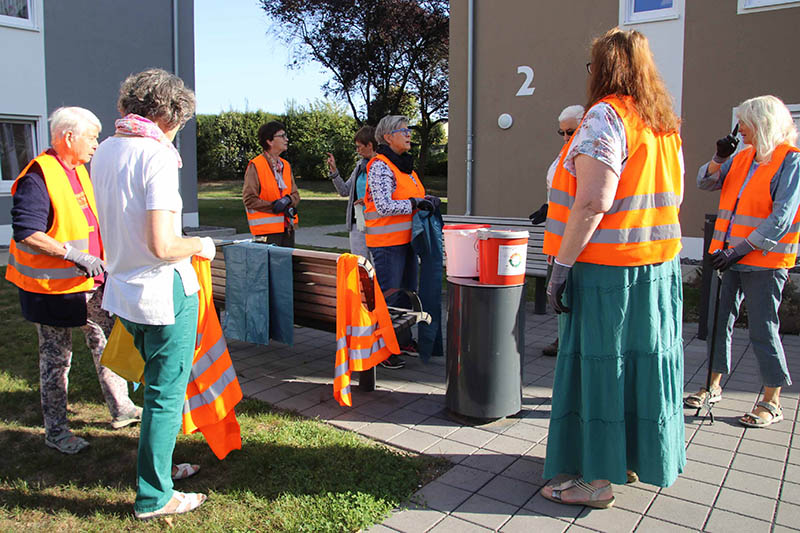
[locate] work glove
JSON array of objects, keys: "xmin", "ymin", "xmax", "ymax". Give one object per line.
[
  {"xmin": 711, "ymin": 239, "xmax": 753, "ymax": 271},
  {"xmin": 64, "ymin": 243, "xmax": 105, "ymax": 277},
  {"xmin": 197, "ymin": 236, "xmax": 216, "ymax": 261},
  {"xmin": 424, "ymin": 195, "xmax": 441, "ymax": 210},
  {"xmin": 284, "ymin": 205, "xmax": 298, "ymax": 218},
  {"xmin": 713, "ymin": 124, "xmax": 739, "ymax": 163},
  {"xmin": 529, "ymin": 203, "xmax": 548, "ymax": 225},
  {"xmin": 272, "ymin": 195, "xmax": 292, "ymax": 214},
  {"xmin": 547, "ymin": 260, "xmax": 572, "ymax": 314},
  {"xmin": 412, "ymin": 197, "xmax": 436, "ymax": 212}
]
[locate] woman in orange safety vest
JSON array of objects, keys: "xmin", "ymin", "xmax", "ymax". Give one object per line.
[
  {"xmin": 242, "ymin": 121, "xmax": 300, "ymax": 247},
  {"xmin": 540, "ymin": 28, "xmax": 685, "ymax": 508},
  {"xmin": 683, "ymin": 95, "xmax": 798, "ymax": 429},
  {"xmin": 363, "ymin": 115, "xmax": 440, "ymax": 369}
]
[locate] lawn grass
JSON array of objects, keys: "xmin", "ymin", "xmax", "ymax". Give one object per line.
[{"xmin": 0, "ymin": 267, "xmax": 446, "ymax": 532}]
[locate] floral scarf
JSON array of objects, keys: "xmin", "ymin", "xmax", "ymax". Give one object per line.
[{"xmin": 115, "ymin": 114, "xmax": 183, "ymax": 168}]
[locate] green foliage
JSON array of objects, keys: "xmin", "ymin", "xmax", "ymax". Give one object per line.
[{"xmin": 196, "ymin": 102, "xmax": 358, "ymax": 182}]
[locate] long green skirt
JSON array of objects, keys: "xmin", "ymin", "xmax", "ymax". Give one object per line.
[{"xmin": 543, "ymin": 257, "xmax": 685, "ymax": 487}]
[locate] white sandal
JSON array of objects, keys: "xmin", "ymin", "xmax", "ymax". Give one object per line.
[
  {"xmin": 172, "ymin": 463, "xmax": 200, "ymax": 481},
  {"xmin": 135, "ymin": 491, "xmax": 207, "ymax": 520},
  {"xmin": 543, "ymin": 478, "xmax": 615, "ymax": 509}
]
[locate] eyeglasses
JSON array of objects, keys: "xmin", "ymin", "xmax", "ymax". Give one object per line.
[
  {"xmin": 391, "ymin": 128, "xmax": 412, "ymax": 136},
  {"xmin": 586, "ymin": 62, "xmax": 592, "ymax": 74},
  {"xmin": 557, "ymin": 129, "xmax": 576, "ymax": 137},
  {"xmin": 274, "ymin": 133, "xmax": 288, "ymax": 139}
]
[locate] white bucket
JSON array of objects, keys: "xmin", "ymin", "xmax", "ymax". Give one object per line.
[{"xmin": 442, "ymin": 224, "xmax": 491, "ymax": 277}]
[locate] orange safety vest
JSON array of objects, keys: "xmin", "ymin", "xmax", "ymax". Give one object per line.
[
  {"xmin": 334, "ymin": 254, "xmax": 400, "ymax": 407},
  {"xmin": 184, "ymin": 256, "xmax": 243, "ymax": 460},
  {"xmin": 246, "ymin": 154, "xmax": 299, "ymax": 236},
  {"xmin": 708, "ymin": 143, "xmax": 800, "ymax": 269},
  {"xmin": 6, "ymin": 152, "xmax": 102, "ymax": 294},
  {"xmin": 363, "ymin": 154, "xmax": 426, "ymax": 247},
  {"xmin": 543, "ymin": 95, "xmax": 683, "ymax": 266}
]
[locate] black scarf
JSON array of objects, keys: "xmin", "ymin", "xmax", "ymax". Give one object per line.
[{"xmin": 377, "ymin": 144, "xmax": 414, "ymax": 174}]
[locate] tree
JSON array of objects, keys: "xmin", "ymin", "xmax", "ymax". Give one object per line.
[{"xmin": 260, "ymin": 0, "xmax": 448, "ymax": 178}]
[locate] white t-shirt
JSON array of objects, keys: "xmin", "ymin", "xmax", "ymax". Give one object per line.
[{"xmin": 91, "ymin": 135, "xmax": 199, "ymax": 325}]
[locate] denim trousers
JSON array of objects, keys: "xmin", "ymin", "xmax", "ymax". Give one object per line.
[
  {"xmin": 708, "ymin": 267, "xmax": 792, "ymax": 388},
  {"xmin": 368, "ymin": 243, "xmax": 418, "ymax": 344},
  {"xmin": 120, "ymin": 271, "xmax": 199, "ymax": 513}
]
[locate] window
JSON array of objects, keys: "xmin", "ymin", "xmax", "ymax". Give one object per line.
[
  {"xmin": 0, "ymin": 118, "xmax": 37, "ymax": 191},
  {"xmin": 738, "ymin": 0, "xmax": 800, "ymax": 13},
  {"xmin": 625, "ymin": 0, "xmax": 679, "ymax": 24},
  {"xmin": 0, "ymin": 0, "xmax": 35, "ymax": 30}
]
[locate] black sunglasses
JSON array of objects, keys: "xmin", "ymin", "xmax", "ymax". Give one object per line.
[
  {"xmin": 586, "ymin": 62, "xmax": 592, "ymax": 74},
  {"xmin": 557, "ymin": 129, "xmax": 576, "ymax": 137}
]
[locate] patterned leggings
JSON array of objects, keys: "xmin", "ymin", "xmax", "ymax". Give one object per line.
[{"xmin": 37, "ymin": 286, "xmax": 136, "ymax": 439}]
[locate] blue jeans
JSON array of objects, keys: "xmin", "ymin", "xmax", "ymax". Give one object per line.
[
  {"xmin": 369, "ymin": 243, "xmax": 417, "ymax": 344},
  {"xmin": 709, "ymin": 268, "xmax": 792, "ymax": 388}
]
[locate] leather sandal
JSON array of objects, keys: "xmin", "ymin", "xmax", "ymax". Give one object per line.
[
  {"xmin": 45, "ymin": 432, "xmax": 89, "ymax": 455},
  {"xmin": 134, "ymin": 491, "xmax": 207, "ymax": 520},
  {"xmin": 172, "ymin": 463, "xmax": 200, "ymax": 481},
  {"xmin": 542, "ymin": 477, "xmax": 615, "ymax": 509},
  {"xmin": 683, "ymin": 386, "xmax": 722, "ymax": 409},
  {"xmin": 740, "ymin": 401, "xmax": 783, "ymax": 428}
]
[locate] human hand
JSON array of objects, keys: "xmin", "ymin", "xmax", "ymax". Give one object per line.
[
  {"xmin": 272, "ymin": 195, "xmax": 292, "ymax": 214},
  {"xmin": 714, "ymin": 124, "xmax": 739, "ymax": 163},
  {"xmin": 326, "ymin": 153, "xmax": 337, "ymax": 174},
  {"xmin": 547, "ymin": 260, "xmax": 572, "ymax": 314},
  {"xmin": 424, "ymin": 195, "xmax": 441, "ymax": 210},
  {"xmin": 414, "ymin": 197, "xmax": 435, "ymax": 211},
  {"xmin": 64, "ymin": 243, "xmax": 105, "ymax": 277},
  {"xmin": 197, "ymin": 237, "xmax": 216, "ymax": 260},
  {"xmin": 529, "ymin": 203, "xmax": 548, "ymax": 225},
  {"xmin": 711, "ymin": 239, "xmax": 753, "ymax": 271}
]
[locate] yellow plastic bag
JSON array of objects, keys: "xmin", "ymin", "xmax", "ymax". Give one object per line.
[{"xmin": 100, "ymin": 318, "xmax": 145, "ymax": 384}]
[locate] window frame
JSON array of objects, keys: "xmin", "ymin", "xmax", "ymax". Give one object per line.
[
  {"xmin": 737, "ymin": 0, "xmax": 800, "ymax": 14},
  {"xmin": 624, "ymin": 0, "xmax": 680, "ymax": 24},
  {"xmin": 0, "ymin": 115, "xmax": 40, "ymax": 194},
  {"xmin": 0, "ymin": 0, "xmax": 37, "ymax": 31}
]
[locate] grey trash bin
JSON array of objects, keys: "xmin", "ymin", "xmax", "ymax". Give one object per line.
[{"xmin": 445, "ymin": 276, "xmax": 525, "ymax": 419}]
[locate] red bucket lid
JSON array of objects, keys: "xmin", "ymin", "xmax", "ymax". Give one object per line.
[{"xmin": 443, "ymin": 224, "xmax": 491, "ymax": 231}]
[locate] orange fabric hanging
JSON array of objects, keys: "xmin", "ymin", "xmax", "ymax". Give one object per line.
[{"xmin": 334, "ymin": 254, "xmax": 399, "ymax": 406}]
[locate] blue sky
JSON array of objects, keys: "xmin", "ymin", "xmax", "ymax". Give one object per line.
[{"xmin": 194, "ymin": 0, "xmax": 332, "ymax": 114}]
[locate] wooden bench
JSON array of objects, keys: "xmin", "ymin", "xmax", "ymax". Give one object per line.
[
  {"xmin": 210, "ymin": 244, "xmax": 427, "ymax": 391},
  {"xmin": 442, "ymin": 215, "xmax": 549, "ymax": 314}
]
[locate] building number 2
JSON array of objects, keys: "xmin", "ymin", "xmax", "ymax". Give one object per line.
[{"xmin": 516, "ymin": 66, "xmax": 535, "ymax": 96}]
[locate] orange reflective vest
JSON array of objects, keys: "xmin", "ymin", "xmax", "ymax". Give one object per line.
[
  {"xmin": 184, "ymin": 256, "xmax": 243, "ymax": 460},
  {"xmin": 246, "ymin": 154, "xmax": 298, "ymax": 236},
  {"xmin": 6, "ymin": 152, "xmax": 101, "ymax": 294},
  {"xmin": 363, "ymin": 154, "xmax": 426, "ymax": 247},
  {"xmin": 709, "ymin": 143, "xmax": 800, "ymax": 269},
  {"xmin": 334, "ymin": 254, "xmax": 400, "ymax": 406},
  {"xmin": 543, "ymin": 95, "xmax": 683, "ymax": 266}
]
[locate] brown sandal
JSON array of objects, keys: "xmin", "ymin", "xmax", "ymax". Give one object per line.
[{"xmin": 542, "ymin": 478, "xmax": 615, "ymax": 509}]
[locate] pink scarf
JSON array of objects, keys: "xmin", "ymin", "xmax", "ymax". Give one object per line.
[{"xmin": 115, "ymin": 114, "xmax": 183, "ymax": 168}]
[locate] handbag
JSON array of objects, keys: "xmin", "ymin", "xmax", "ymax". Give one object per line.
[{"xmin": 100, "ymin": 318, "xmax": 145, "ymax": 384}]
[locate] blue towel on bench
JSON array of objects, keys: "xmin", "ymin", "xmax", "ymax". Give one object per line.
[
  {"xmin": 268, "ymin": 244, "xmax": 294, "ymax": 345},
  {"xmin": 223, "ymin": 242, "xmax": 270, "ymax": 345}
]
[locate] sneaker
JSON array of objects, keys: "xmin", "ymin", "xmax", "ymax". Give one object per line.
[
  {"xmin": 45, "ymin": 431, "xmax": 89, "ymax": 455},
  {"xmin": 542, "ymin": 338, "xmax": 559, "ymax": 357},
  {"xmin": 399, "ymin": 341, "xmax": 419, "ymax": 357},
  {"xmin": 111, "ymin": 406, "xmax": 143, "ymax": 429},
  {"xmin": 379, "ymin": 355, "xmax": 406, "ymax": 369}
]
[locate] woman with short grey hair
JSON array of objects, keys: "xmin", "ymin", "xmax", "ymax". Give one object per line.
[
  {"xmin": 363, "ymin": 115, "xmax": 440, "ymax": 367},
  {"xmin": 91, "ymin": 68, "xmax": 212, "ymax": 520}
]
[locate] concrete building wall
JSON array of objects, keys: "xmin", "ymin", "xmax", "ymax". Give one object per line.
[{"xmin": 43, "ymin": 0, "xmax": 198, "ymax": 226}]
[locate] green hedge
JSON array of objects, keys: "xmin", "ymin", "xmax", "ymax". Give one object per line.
[{"xmin": 196, "ymin": 102, "xmax": 358, "ymax": 182}]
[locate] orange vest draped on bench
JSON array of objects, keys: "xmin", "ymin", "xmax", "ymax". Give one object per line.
[
  {"xmin": 334, "ymin": 254, "xmax": 400, "ymax": 406},
  {"xmin": 246, "ymin": 154, "xmax": 298, "ymax": 236},
  {"xmin": 6, "ymin": 152, "xmax": 101, "ymax": 294},
  {"xmin": 543, "ymin": 95, "xmax": 683, "ymax": 266},
  {"xmin": 708, "ymin": 143, "xmax": 800, "ymax": 269},
  {"xmin": 184, "ymin": 256, "xmax": 243, "ymax": 460}
]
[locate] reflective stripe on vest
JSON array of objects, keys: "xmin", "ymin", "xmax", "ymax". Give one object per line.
[
  {"xmin": 5, "ymin": 152, "xmax": 99, "ymax": 294},
  {"xmin": 708, "ymin": 143, "xmax": 800, "ymax": 269},
  {"xmin": 333, "ymin": 253, "xmax": 400, "ymax": 407},
  {"xmin": 246, "ymin": 154, "xmax": 298, "ymax": 236},
  {"xmin": 363, "ymin": 154, "xmax": 425, "ymax": 247},
  {"xmin": 182, "ymin": 256, "xmax": 243, "ymax": 460},
  {"xmin": 542, "ymin": 95, "xmax": 683, "ymax": 266}
]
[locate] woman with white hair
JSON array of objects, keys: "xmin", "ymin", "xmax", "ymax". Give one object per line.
[{"xmin": 684, "ymin": 95, "xmax": 799, "ymax": 428}]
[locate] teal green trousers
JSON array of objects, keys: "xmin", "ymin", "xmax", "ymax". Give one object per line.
[{"xmin": 121, "ymin": 271, "xmax": 198, "ymax": 513}]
